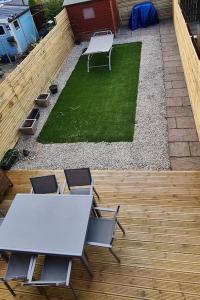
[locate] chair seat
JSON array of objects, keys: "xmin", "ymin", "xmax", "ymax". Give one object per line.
[
  {"xmin": 40, "ymin": 256, "xmax": 71, "ymax": 285},
  {"xmin": 86, "ymin": 218, "xmax": 115, "ymax": 246},
  {"xmin": 70, "ymin": 188, "xmax": 91, "ymax": 195},
  {"xmin": 4, "ymin": 253, "xmax": 33, "ymax": 281}
]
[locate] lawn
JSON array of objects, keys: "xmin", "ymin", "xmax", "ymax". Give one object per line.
[{"xmin": 38, "ymin": 42, "xmax": 142, "ymax": 143}]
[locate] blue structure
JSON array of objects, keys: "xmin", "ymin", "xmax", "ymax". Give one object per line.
[
  {"xmin": 0, "ymin": 5, "xmax": 39, "ymax": 59},
  {"xmin": 129, "ymin": 2, "xmax": 159, "ymax": 31}
]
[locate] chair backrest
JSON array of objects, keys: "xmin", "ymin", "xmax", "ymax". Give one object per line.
[
  {"xmin": 38, "ymin": 255, "xmax": 72, "ymax": 286},
  {"xmin": 64, "ymin": 168, "xmax": 92, "ymax": 190},
  {"xmin": 30, "ymin": 175, "xmax": 58, "ymax": 194},
  {"xmin": 4, "ymin": 252, "xmax": 35, "ymax": 281}
]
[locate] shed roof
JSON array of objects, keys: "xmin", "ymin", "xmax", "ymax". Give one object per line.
[
  {"xmin": 63, "ymin": 0, "xmax": 92, "ymax": 7},
  {"xmin": 0, "ymin": 4, "xmax": 29, "ymax": 22}
]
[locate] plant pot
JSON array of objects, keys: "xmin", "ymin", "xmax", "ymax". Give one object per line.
[
  {"xmin": 35, "ymin": 93, "xmax": 50, "ymax": 107},
  {"xmin": 49, "ymin": 84, "xmax": 58, "ymax": 94},
  {"xmin": 75, "ymin": 39, "xmax": 81, "ymax": 45},
  {"xmin": 27, "ymin": 108, "xmax": 40, "ymax": 120},
  {"xmin": 19, "ymin": 119, "xmax": 37, "ymax": 135}
]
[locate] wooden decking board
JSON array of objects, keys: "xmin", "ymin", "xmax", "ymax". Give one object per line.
[{"xmin": 1, "ymin": 170, "xmax": 200, "ymax": 299}]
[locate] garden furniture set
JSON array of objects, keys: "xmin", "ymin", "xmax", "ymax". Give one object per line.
[{"xmin": 0, "ymin": 168, "xmax": 125, "ymax": 298}]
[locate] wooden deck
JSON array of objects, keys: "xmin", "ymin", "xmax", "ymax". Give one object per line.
[{"xmin": 1, "ymin": 170, "xmax": 200, "ymax": 299}]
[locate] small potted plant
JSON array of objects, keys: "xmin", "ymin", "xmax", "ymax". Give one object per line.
[
  {"xmin": 35, "ymin": 93, "xmax": 50, "ymax": 107},
  {"xmin": 49, "ymin": 84, "xmax": 58, "ymax": 94}
]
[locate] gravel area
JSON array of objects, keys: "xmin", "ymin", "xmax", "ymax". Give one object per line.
[{"xmin": 14, "ymin": 25, "xmax": 170, "ymax": 170}]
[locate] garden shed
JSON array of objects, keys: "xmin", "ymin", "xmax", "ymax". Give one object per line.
[
  {"xmin": 0, "ymin": 5, "xmax": 38, "ymax": 59},
  {"xmin": 63, "ymin": 0, "xmax": 120, "ymax": 41}
]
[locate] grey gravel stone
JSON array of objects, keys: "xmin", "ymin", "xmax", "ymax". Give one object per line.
[{"xmin": 14, "ymin": 25, "xmax": 170, "ymax": 170}]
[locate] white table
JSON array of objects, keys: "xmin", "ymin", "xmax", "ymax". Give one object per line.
[
  {"xmin": 83, "ymin": 30, "xmax": 114, "ymax": 72},
  {"xmin": 0, "ymin": 193, "xmax": 93, "ymax": 275}
]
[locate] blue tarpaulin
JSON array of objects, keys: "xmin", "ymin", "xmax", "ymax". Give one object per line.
[{"xmin": 129, "ymin": 1, "xmax": 159, "ymax": 31}]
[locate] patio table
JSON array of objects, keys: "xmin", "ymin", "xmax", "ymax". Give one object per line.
[
  {"xmin": 83, "ymin": 30, "xmax": 114, "ymax": 72},
  {"xmin": 0, "ymin": 193, "xmax": 93, "ymax": 276}
]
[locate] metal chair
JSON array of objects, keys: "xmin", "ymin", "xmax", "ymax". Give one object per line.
[
  {"xmin": 0, "ymin": 217, "xmax": 15, "ymax": 297},
  {"xmin": 2, "ymin": 252, "xmax": 36, "ymax": 297},
  {"xmin": 86, "ymin": 205, "xmax": 125, "ymax": 263},
  {"xmin": 63, "ymin": 168, "xmax": 100, "ymax": 217},
  {"xmin": 4, "ymin": 252, "xmax": 36, "ymax": 281},
  {"xmin": 24, "ymin": 255, "xmax": 78, "ymax": 300},
  {"xmin": 63, "ymin": 168, "xmax": 99, "ymax": 199},
  {"xmin": 30, "ymin": 175, "xmax": 61, "ymax": 194}
]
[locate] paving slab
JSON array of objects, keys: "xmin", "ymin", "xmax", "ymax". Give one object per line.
[
  {"xmin": 167, "ymin": 106, "xmax": 193, "ymax": 117},
  {"xmin": 164, "ymin": 60, "xmax": 182, "ymax": 68},
  {"xmin": 169, "ymin": 142, "xmax": 190, "ymax": 157},
  {"xmin": 172, "ymin": 81, "xmax": 186, "ymax": 89},
  {"xmin": 171, "ymin": 157, "xmax": 200, "ymax": 170},
  {"xmin": 165, "ymin": 82, "xmax": 173, "ymax": 90},
  {"xmin": 189, "ymin": 142, "xmax": 200, "ymax": 156},
  {"xmin": 164, "ymin": 73, "xmax": 185, "ymax": 82},
  {"xmin": 168, "ymin": 129, "xmax": 198, "ymax": 142},
  {"xmin": 167, "ymin": 97, "xmax": 183, "ymax": 107},
  {"xmin": 176, "ymin": 117, "xmax": 196, "ymax": 129},
  {"xmin": 167, "ymin": 117, "xmax": 176, "ymax": 129},
  {"xmin": 166, "ymin": 88, "xmax": 188, "ymax": 98},
  {"xmin": 182, "ymin": 97, "xmax": 190, "ymax": 106},
  {"xmin": 163, "ymin": 55, "xmax": 182, "ymax": 62}
]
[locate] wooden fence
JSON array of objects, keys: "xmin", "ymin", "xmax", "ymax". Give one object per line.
[
  {"xmin": 0, "ymin": 9, "xmax": 74, "ymax": 159},
  {"xmin": 173, "ymin": 0, "xmax": 200, "ymax": 139},
  {"xmin": 117, "ymin": 0, "xmax": 173, "ymax": 24}
]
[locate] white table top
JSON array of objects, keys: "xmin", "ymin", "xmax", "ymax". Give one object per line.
[
  {"xmin": 83, "ymin": 34, "xmax": 114, "ymax": 55},
  {"xmin": 0, "ymin": 194, "xmax": 93, "ymax": 256}
]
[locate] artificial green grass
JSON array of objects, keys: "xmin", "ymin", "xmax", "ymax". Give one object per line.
[{"xmin": 38, "ymin": 42, "xmax": 142, "ymax": 143}]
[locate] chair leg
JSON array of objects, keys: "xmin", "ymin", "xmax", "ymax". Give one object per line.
[
  {"xmin": 3, "ymin": 281, "xmax": 16, "ymax": 297},
  {"xmin": 70, "ymin": 282, "xmax": 78, "ymax": 300},
  {"xmin": 84, "ymin": 249, "xmax": 89, "ymax": 261},
  {"xmin": 117, "ymin": 220, "xmax": 125, "ymax": 235},
  {"xmin": 109, "ymin": 248, "xmax": 120, "ymax": 263},
  {"xmin": 92, "ymin": 197, "xmax": 101, "ymax": 218},
  {"xmin": 81, "ymin": 254, "xmax": 93, "ymax": 277},
  {"xmin": 37, "ymin": 286, "xmax": 49, "ymax": 300},
  {"xmin": 93, "ymin": 187, "xmax": 100, "ymax": 201},
  {"xmin": 2, "ymin": 251, "xmax": 9, "ymax": 262}
]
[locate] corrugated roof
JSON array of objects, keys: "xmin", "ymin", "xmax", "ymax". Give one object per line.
[
  {"xmin": 63, "ymin": 0, "xmax": 92, "ymax": 7},
  {"xmin": 0, "ymin": 4, "xmax": 29, "ymax": 21}
]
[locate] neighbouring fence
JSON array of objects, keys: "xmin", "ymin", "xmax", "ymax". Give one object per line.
[
  {"xmin": 0, "ymin": 9, "xmax": 74, "ymax": 159},
  {"xmin": 180, "ymin": 0, "xmax": 200, "ymax": 22},
  {"xmin": 173, "ymin": 0, "xmax": 200, "ymax": 139},
  {"xmin": 117, "ymin": 0, "xmax": 173, "ymax": 24}
]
